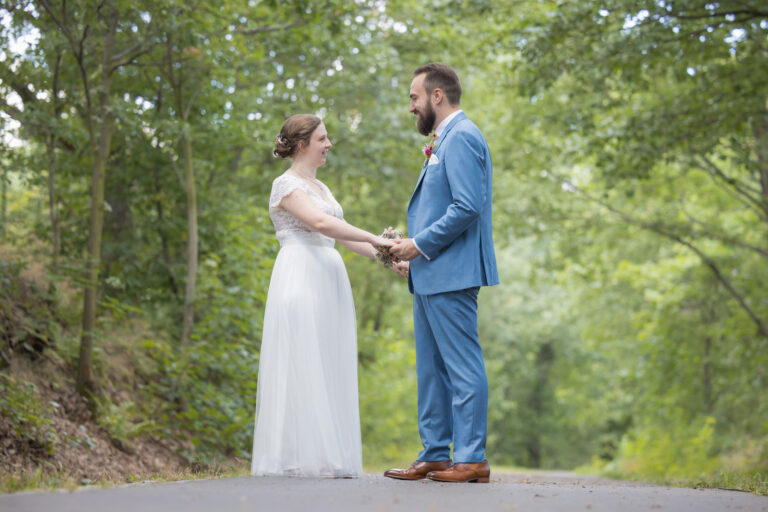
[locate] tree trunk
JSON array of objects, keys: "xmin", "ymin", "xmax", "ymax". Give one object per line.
[
  {"xmin": 150, "ymin": 85, "xmax": 178, "ymax": 296},
  {"xmin": 77, "ymin": 2, "xmax": 117, "ymax": 397},
  {"xmin": 46, "ymin": 142, "xmax": 60, "ymax": 272},
  {"xmin": 752, "ymin": 105, "xmax": 768, "ymax": 221},
  {"xmin": 703, "ymin": 335, "xmax": 713, "ymax": 415},
  {"xmin": 180, "ymin": 133, "xmax": 198, "ymax": 346},
  {"xmin": 153, "ymin": 169, "xmax": 179, "ymax": 297},
  {"xmin": 47, "ymin": 53, "xmax": 62, "ymax": 273},
  {"xmin": 1, "ymin": 165, "xmax": 6, "ymax": 240},
  {"xmin": 526, "ymin": 341, "xmax": 555, "ymax": 468},
  {"xmin": 167, "ymin": 30, "xmax": 201, "ymax": 347}
]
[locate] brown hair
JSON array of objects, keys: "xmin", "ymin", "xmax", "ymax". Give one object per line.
[
  {"xmin": 273, "ymin": 114, "xmax": 322, "ymax": 159},
  {"xmin": 413, "ymin": 63, "xmax": 462, "ymax": 106}
]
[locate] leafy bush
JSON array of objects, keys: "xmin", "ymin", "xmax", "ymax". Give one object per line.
[
  {"xmin": 0, "ymin": 260, "xmax": 60, "ymax": 357},
  {"xmin": 358, "ymin": 325, "xmax": 422, "ymax": 468},
  {"xmin": 609, "ymin": 414, "xmax": 720, "ymax": 480},
  {"xmin": 143, "ymin": 334, "xmax": 259, "ymax": 463},
  {"xmin": 141, "ymin": 208, "xmax": 273, "ymax": 464},
  {"xmin": 0, "ymin": 374, "xmax": 57, "ymax": 455},
  {"xmin": 95, "ymin": 398, "xmax": 156, "ymax": 445}
]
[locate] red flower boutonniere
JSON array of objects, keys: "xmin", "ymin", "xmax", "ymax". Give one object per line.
[{"xmin": 422, "ymin": 132, "xmax": 438, "ymax": 158}]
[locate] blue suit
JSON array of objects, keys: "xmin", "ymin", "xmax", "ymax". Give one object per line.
[{"xmin": 407, "ymin": 111, "xmax": 498, "ymax": 463}]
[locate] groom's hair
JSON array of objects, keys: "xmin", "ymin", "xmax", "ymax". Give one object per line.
[{"xmin": 413, "ymin": 63, "xmax": 462, "ymax": 106}]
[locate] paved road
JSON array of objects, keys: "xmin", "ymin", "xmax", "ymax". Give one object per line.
[{"xmin": 1, "ymin": 471, "xmax": 766, "ymax": 512}]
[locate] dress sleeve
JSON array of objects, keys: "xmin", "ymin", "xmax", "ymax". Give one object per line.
[
  {"xmin": 316, "ymin": 180, "xmax": 344, "ymax": 220},
  {"xmin": 269, "ymin": 175, "xmax": 306, "ymax": 209}
]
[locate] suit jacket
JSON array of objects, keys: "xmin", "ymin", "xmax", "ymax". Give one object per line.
[{"xmin": 407, "ymin": 111, "xmax": 499, "ymax": 295}]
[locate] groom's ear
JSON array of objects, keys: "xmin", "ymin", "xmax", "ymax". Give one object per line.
[{"xmin": 432, "ymin": 87, "xmax": 445, "ymax": 106}]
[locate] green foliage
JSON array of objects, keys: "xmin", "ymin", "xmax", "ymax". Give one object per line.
[
  {"xmin": 138, "ymin": 203, "xmax": 275, "ymax": 463},
  {"xmin": 0, "ymin": 375, "xmax": 57, "ymax": 455},
  {"xmin": 1, "ymin": 0, "xmax": 767, "ymax": 493},
  {"xmin": 142, "ymin": 333, "xmax": 259, "ymax": 463},
  {"xmin": 95, "ymin": 398, "xmax": 156, "ymax": 445},
  {"xmin": 696, "ymin": 469, "xmax": 768, "ymax": 496},
  {"xmin": 358, "ymin": 325, "xmax": 422, "ymax": 468},
  {"xmin": 597, "ymin": 421, "xmax": 768, "ymax": 496},
  {"xmin": 609, "ymin": 415, "xmax": 720, "ymax": 480},
  {"xmin": 0, "ymin": 260, "xmax": 60, "ymax": 356},
  {"xmin": 0, "ymin": 466, "xmax": 47, "ymax": 494}
]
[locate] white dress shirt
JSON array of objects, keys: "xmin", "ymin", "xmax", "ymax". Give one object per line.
[{"xmin": 434, "ymin": 109, "xmax": 463, "ymax": 138}]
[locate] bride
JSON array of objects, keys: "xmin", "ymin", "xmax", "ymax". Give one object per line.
[{"xmin": 251, "ymin": 114, "xmax": 401, "ymax": 478}]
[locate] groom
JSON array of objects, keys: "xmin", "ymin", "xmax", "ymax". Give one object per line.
[{"xmin": 387, "ymin": 63, "xmax": 499, "ymax": 483}]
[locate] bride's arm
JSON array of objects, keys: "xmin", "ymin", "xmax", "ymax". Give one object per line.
[
  {"xmin": 280, "ymin": 189, "xmax": 391, "ymax": 248},
  {"xmin": 339, "ymin": 239, "xmax": 409, "ymax": 279},
  {"xmin": 337, "ymin": 239, "xmax": 376, "ymax": 260}
]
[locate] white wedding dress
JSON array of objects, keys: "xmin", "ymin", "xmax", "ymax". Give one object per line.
[{"xmin": 251, "ymin": 173, "xmax": 363, "ymax": 478}]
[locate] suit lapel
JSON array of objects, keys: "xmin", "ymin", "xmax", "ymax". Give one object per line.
[
  {"xmin": 414, "ymin": 159, "xmax": 430, "ymax": 194},
  {"xmin": 409, "ymin": 112, "xmax": 468, "ymax": 204}
]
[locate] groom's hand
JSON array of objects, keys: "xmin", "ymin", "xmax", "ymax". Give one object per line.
[{"xmin": 389, "ymin": 238, "xmax": 421, "ymax": 261}]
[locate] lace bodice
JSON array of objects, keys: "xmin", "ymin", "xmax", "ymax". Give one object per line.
[{"xmin": 269, "ymin": 173, "xmax": 344, "ymax": 246}]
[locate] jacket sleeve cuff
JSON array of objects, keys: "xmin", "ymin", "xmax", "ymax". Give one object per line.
[{"xmin": 411, "ymin": 238, "xmax": 431, "ymax": 261}]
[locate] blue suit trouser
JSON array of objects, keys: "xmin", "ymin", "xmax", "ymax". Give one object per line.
[{"xmin": 414, "ymin": 287, "xmax": 488, "ymax": 463}]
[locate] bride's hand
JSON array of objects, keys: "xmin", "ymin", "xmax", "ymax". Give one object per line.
[
  {"xmin": 372, "ymin": 236, "xmax": 394, "ymax": 249},
  {"xmin": 391, "ymin": 260, "xmax": 409, "ymax": 280}
]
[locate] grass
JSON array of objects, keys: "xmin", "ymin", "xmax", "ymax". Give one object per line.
[
  {"xmin": 673, "ymin": 469, "xmax": 766, "ymax": 496},
  {"xmin": 0, "ymin": 462, "xmax": 252, "ymax": 495},
  {"xmin": 695, "ymin": 469, "xmax": 768, "ymax": 495},
  {"xmin": 5, "ymin": 458, "xmax": 766, "ymax": 497},
  {"xmin": 595, "ymin": 468, "xmax": 768, "ymax": 496}
]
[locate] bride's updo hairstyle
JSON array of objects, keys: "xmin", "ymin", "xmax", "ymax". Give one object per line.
[{"xmin": 273, "ymin": 114, "xmax": 322, "ymax": 159}]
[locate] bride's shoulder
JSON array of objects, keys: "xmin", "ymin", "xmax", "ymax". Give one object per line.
[
  {"xmin": 272, "ymin": 172, "xmax": 297, "ymax": 185},
  {"xmin": 269, "ymin": 173, "xmax": 309, "ymax": 209},
  {"xmin": 271, "ymin": 172, "xmax": 303, "ymax": 191}
]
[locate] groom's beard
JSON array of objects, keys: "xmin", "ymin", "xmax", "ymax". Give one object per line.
[{"xmin": 416, "ymin": 103, "xmax": 436, "ymax": 136}]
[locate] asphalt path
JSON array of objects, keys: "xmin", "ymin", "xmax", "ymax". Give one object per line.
[{"xmin": 1, "ymin": 471, "xmax": 766, "ymax": 512}]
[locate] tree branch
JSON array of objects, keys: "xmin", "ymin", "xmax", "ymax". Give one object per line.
[
  {"xmin": 35, "ymin": 0, "xmax": 77, "ymax": 52},
  {"xmin": 697, "ymin": 161, "xmax": 765, "ymax": 218},
  {"xmin": 168, "ymin": 151, "xmax": 185, "ymax": 189},
  {"xmin": 10, "ymin": 79, "xmax": 35, "ymax": 107},
  {"xmin": 0, "ymin": 98, "xmax": 23, "ymax": 121},
  {"xmin": 109, "ymin": 23, "xmax": 163, "ymax": 72},
  {"xmin": 683, "ymin": 216, "xmax": 768, "ymax": 260},
  {"xmin": 669, "ymin": 10, "xmax": 768, "ymax": 21},
  {"xmin": 696, "ymin": 155, "xmax": 768, "ymax": 221},
  {"xmin": 110, "ymin": 41, "xmax": 145, "ymax": 65},
  {"xmin": 560, "ymin": 179, "xmax": 768, "ymax": 339},
  {"xmin": 237, "ymin": 20, "xmax": 308, "ymax": 35},
  {"xmin": 182, "ymin": 83, "xmax": 202, "ymax": 122}
]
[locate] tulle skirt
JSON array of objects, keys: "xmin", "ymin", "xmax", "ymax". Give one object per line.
[{"xmin": 251, "ymin": 237, "xmax": 362, "ymax": 478}]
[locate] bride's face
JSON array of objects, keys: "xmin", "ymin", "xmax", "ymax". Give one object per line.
[{"xmin": 298, "ymin": 122, "xmax": 332, "ymax": 167}]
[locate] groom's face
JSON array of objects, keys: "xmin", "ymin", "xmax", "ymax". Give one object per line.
[{"xmin": 410, "ymin": 74, "xmax": 436, "ymax": 136}]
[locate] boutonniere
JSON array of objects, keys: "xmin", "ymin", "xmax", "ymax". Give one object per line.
[{"xmin": 422, "ymin": 132, "xmax": 438, "ymax": 158}]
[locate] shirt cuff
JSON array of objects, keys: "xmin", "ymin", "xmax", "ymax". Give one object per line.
[{"xmin": 412, "ymin": 239, "xmax": 431, "ymax": 261}]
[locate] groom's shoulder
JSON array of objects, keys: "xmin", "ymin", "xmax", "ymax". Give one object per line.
[{"xmin": 452, "ymin": 118, "xmax": 487, "ymax": 147}]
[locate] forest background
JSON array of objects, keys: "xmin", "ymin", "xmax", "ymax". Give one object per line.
[{"xmin": 0, "ymin": 0, "xmax": 766, "ymax": 494}]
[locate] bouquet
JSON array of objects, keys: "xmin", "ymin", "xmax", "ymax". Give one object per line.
[{"xmin": 376, "ymin": 226, "xmax": 405, "ymax": 268}]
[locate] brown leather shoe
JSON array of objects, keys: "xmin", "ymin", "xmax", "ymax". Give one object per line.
[
  {"xmin": 383, "ymin": 460, "xmax": 452, "ymax": 480},
  {"xmin": 426, "ymin": 460, "xmax": 490, "ymax": 483}
]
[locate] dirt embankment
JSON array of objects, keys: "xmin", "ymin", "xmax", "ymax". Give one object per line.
[
  {"xmin": 1, "ymin": 355, "xmax": 186, "ymax": 484},
  {"xmin": 1, "ymin": 257, "xmax": 187, "ymax": 486}
]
